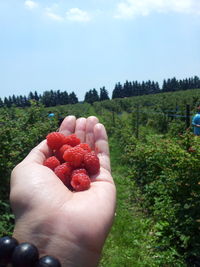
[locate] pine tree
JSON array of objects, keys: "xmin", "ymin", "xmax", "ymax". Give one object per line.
[
  {"xmin": 4, "ymin": 97, "xmax": 11, "ymax": 107},
  {"xmin": 112, "ymin": 82, "xmax": 123, "ymax": 99},
  {"xmin": 123, "ymin": 81, "xmax": 132, "ymax": 97},
  {"xmin": 99, "ymin": 87, "xmax": 109, "ymax": 101},
  {"xmin": 68, "ymin": 92, "xmax": 78, "ymax": 104},
  {"xmin": 84, "ymin": 92, "xmax": 89, "ymax": 103},
  {"xmin": 194, "ymin": 76, "xmax": 200, "ymax": 88},
  {"xmin": 41, "ymin": 91, "xmax": 52, "ymax": 107},
  {"xmin": 29, "ymin": 92, "xmax": 34, "ymax": 100},
  {"xmin": 34, "ymin": 91, "xmax": 39, "ymax": 101},
  {"xmin": 0, "ymin": 98, "xmax": 4, "ymax": 108},
  {"xmin": 61, "ymin": 91, "xmax": 69, "ymax": 105},
  {"xmin": 92, "ymin": 89, "xmax": 99, "ymax": 103},
  {"xmin": 11, "ymin": 95, "xmax": 17, "ymax": 106},
  {"xmin": 84, "ymin": 89, "xmax": 99, "ymax": 104}
]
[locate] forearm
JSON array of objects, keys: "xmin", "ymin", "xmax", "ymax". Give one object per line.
[{"xmin": 192, "ymin": 121, "xmax": 200, "ymax": 127}]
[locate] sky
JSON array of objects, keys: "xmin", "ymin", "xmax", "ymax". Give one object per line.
[{"xmin": 0, "ymin": 0, "xmax": 200, "ymax": 101}]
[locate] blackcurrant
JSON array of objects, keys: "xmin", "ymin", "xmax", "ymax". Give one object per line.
[
  {"xmin": 12, "ymin": 242, "xmax": 39, "ymax": 267},
  {"xmin": 0, "ymin": 236, "xmax": 18, "ymax": 263},
  {"xmin": 35, "ymin": 255, "xmax": 61, "ymax": 267}
]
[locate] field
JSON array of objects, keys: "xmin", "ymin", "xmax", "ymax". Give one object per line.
[{"xmin": 1, "ymin": 89, "xmax": 200, "ymax": 266}]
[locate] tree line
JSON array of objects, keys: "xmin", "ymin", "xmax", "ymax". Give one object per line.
[
  {"xmin": 112, "ymin": 76, "xmax": 200, "ymax": 99},
  {"xmin": 0, "ymin": 76, "xmax": 200, "ymax": 108},
  {"xmin": 0, "ymin": 90, "xmax": 79, "ymax": 108}
]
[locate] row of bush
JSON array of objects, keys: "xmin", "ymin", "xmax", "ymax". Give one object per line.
[{"xmin": 114, "ymin": 117, "xmax": 200, "ymax": 265}]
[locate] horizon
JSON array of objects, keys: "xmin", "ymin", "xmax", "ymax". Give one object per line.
[{"xmin": 0, "ymin": 74, "xmax": 199, "ymax": 102}]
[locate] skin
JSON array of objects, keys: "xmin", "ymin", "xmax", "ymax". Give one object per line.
[{"xmin": 10, "ymin": 116, "xmax": 116, "ymax": 267}]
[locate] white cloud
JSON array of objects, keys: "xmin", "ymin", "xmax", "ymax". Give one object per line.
[
  {"xmin": 66, "ymin": 8, "xmax": 91, "ymax": 22},
  {"xmin": 45, "ymin": 8, "xmax": 64, "ymax": 21},
  {"xmin": 24, "ymin": 2, "xmax": 91, "ymax": 23},
  {"xmin": 24, "ymin": 0, "xmax": 38, "ymax": 10},
  {"xmin": 114, "ymin": 0, "xmax": 200, "ymax": 19}
]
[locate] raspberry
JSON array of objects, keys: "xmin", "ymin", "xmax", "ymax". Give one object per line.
[
  {"xmin": 84, "ymin": 152, "xmax": 100, "ymax": 175},
  {"xmin": 45, "ymin": 131, "xmax": 99, "ymax": 191},
  {"xmin": 64, "ymin": 134, "xmax": 80, "ymax": 147},
  {"xmin": 71, "ymin": 168, "xmax": 88, "ymax": 176},
  {"xmin": 55, "ymin": 144, "xmax": 72, "ymax": 162},
  {"xmin": 63, "ymin": 147, "xmax": 85, "ymax": 168},
  {"xmin": 71, "ymin": 173, "xmax": 91, "ymax": 192},
  {"xmin": 43, "ymin": 156, "xmax": 60, "ymax": 170},
  {"xmin": 54, "ymin": 163, "xmax": 72, "ymax": 186},
  {"xmin": 76, "ymin": 143, "xmax": 91, "ymax": 153},
  {"xmin": 46, "ymin": 132, "xmax": 65, "ymax": 150}
]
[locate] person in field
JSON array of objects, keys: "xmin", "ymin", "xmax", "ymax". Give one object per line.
[
  {"xmin": 48, "ymin": 111, "xmax": 55, "ymax": 118},
  {"xmin": 192, "ymin": 106, "xmax": 200, "ymax": 136}
]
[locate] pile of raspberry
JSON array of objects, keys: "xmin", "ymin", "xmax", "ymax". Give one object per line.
[{"xmin": 43, "ymin": 132, "xmax": 100, "ymax": 192}]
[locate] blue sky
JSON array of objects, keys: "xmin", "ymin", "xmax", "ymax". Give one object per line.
[{"xmin": 0, "ymin": 0, "xmax": 200, "ymax": 101}]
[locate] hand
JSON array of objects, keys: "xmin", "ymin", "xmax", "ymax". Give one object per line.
[{"xmin": 10, "ymin": 116, "xmax": 116, "ymax": 267}]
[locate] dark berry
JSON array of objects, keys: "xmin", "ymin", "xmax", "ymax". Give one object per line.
[
  {"xmin": 35, "ymin": 255, "xmax": 61, "ymax": 267},
  {"xmin": 12, "ymin": 242, "xmax": 39, "ymax": 267},
  {"xmin": 0, "ymin": 236, "xmax": 18, "ymax": 264}
]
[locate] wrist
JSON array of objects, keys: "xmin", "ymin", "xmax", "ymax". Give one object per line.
[{"xmin": 13, "ymin": 215, "xmax": 101, "ymax": 267}]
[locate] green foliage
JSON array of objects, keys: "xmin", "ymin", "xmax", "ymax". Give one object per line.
[
  {"xmin": 117, "ymin": 128, "xmax": 200, "ymax": 262},
  {"xmin": 0, "ymin": 200, "xmax": 14, "ymax": 236},
  {"xmin": 167, "ymin": 120, "xmax": 186, "ymax": 136}
]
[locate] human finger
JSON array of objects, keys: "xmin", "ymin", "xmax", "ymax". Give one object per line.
[
  {"xmin": 21, "ymin": 140, "xmax": 51, "ymax": 165},
  {"xmin": 85, "ymin": 116, "xmax": 99, "ymax": 150},
  {"xmin": 94, "ymin": 123, "xmax": 111, "ymax": 173},
  {"xmin": 59, "ymin": 115, "xmax": 76, "ymax": 136},
  {"xmin": 75, "ymin": 117, "xmax": 87, "ymax": 143}
]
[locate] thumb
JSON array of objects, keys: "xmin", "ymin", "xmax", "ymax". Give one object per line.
[{"xmin": 22, "ymin": 140, "xmax": 52, "ymax": 165}]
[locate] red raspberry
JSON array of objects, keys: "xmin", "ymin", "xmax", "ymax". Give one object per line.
[
  {"xmin": 63, "ymin": 147, "xmax": 85, "ymax": 168},
  {"xmin": 84, "ymin": 152, "xmax": 100, "ymax": 175},
  {"xmin": 71, "ymin": 168, "xmax": 88, "ymax": 176},
  {"xmin": 46, "ymin": 132, "xmax": 65, "ymax": 150},
  {"xmin": 71, "ymin": 173, "xmax": 91, "ymax": 191},
  {"xmin": 64, "ymin": 134, "xmax": 80, "ymax": 147},
  {"xmin": 43, "ymin": 156, "xmax": 60, "ymax": 170},
  {"xmin": 54, "ymin": 163, "xmax": 72, "ymax": 186},
  {"xmin": 76, "ymin": 143, "xmax": 91, "ymax": 153},
  {"xmin": 55, "ymin": 144, "xmax": 72, "ymax": 162}
]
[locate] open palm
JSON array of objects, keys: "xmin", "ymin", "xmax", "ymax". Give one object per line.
[{"xmin": 10, "ymin": 116, "xmax": 116, "ymax": 267}]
